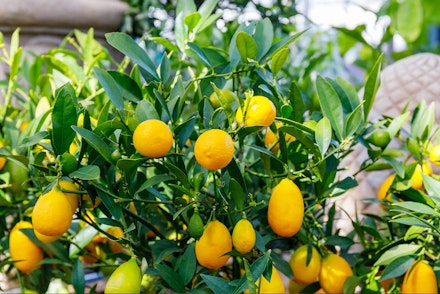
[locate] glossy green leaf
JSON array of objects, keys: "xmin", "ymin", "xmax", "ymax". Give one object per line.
[
  {"xmin": 108, "ymin": 70, "xmax": 142, "ymax": 102},
  {"xmin": 315, "ymin": 117, "xmax": 332, "ymax": 157},
  {"xmin": 387, "ymin": 112, "xmax": 409, "ymax": 138},
  {"xmin": 69, "ymin": 165, "xmax": 100, "ymax": 181},
  {"xmin": 422, "ymin": 174, "xmax": 440, "ymax": 202},
  {"xmin": 201, "ymin": 275, "xmax": 234, "ymax": 294},
  {"xmin": 196, "ymin": 0, "xmax": 219, "ymax": 32},
  {"xmin": 135, "ymin": 174, "xmax": 175, "ymax": 195},
  {"xmin": 178, "ymin": 243, "xmax": 196, "ymax": 285},
  {"xmin": 380, "ymin": 255, "xmax": 415, "ymax": 281},
  {"xmin": 255, "ymin": 18, "xmax": 274, "ymax": 60},
  {"xmin": 94, "ymin": 67, "xmax": 124, "ymax": 116},
  {"xmin": 363, "ymin": 54, "xmax": 383, "ymax": 120},
  {"xmin": 188, "ymin": 42, "xmax": 212, "ymax": 67},
  {"xmin": 151, "ymin": 239, "xmax": 183, "ymax": 264},
  {"xmin": 229, "ymin": 178, "xmax": 245, "ymax": 210},
  {"xmin": 391, "ymin": 201, "xmax": 438, "ymax": 215},
  {"xmin": 324, "ymin": 235, "xmax": 355, "ymax": 251},
  {"xmin": 271, "ymin": 48, "xmax": 289, "ymax": 78},
  {"xmin": 261, "ymin": 29, "xmax": 307, "ymax": 63},
  {"xmin": 345, "ymin": 103, "xmax": 363, "ymax": 137},
  {"xmin": 150, "ymin": 37, "xmax": 179, "ymax": 53},
  {"xmin": 233, "ymin": 251, "xmax": 271, "ymax": 294},
  {"xmin": 72, "ymin": 258, "xmax": 85, "ymax": 294},
  {"xmin": 72, "ymin": 126, "xmax": 113, "ymax": 164},
  {"xmin": 184, "ymin": 12, "xmax": 201, "ymax": 31},
  {"xmin": 156, "ymin": 264, "xmax": 186, "ymax": 293},
  {"xmin": 105, "ymin": 32, "xmax": 159, "ymax": 81},
  {"xmin": 136, "ymin": 99, "xmax": 160, "ymax": 121},
  {"xmin": 52, "ymin": 83, "xmax": 78, "ymax": 156},
  {"xmin": 42, "ymin": 55, "xmax": 79, "ymax": 85},
  {"xmin": 158, "ymin": 53, "xmax": 171, "ymax": 84},
  {"xmin": 396, "ymin": 0, "xmax": 423, "ymax": 42},
  {"xmin": 316, "ymin": 76, "xmax": 344, "ymax": 140},
  {"xmin": 374, "ymin": 244, "xmax": 421, "ymax": 266},
  {"xmin": 236, "ymin": 32, "xmax": 258, "ymax": 62}
]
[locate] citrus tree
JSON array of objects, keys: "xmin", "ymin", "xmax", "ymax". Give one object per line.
[{"xmin": 1, "ymin": 0, "xmax": 439, "ymax": 293}]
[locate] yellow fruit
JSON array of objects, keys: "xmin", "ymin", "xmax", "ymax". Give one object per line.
[
  {"xmin": 429, "ymin": 144, "xmax": 440, "ymax": 166},
  {"xmin": 34, "ymin": 230, "xmax": 61, "ymax": 243},
  {"xmin": 236, "ymin": 95, "xmax": 276, "ymax": 128},
  {"xmin": 133, "ymin": 119, "xmax": 174, "ymax": 158},
  {"xmin": 319, "ymin": 253, "xmax": 353, "ymax": 294},
  {"xmin": 194, "ymin": 129, "xmax": 234, "ymax": 171},
  {"xmin": 264, "ymin": 122, "xmax": 295, "ymax": 152},
  {"xmin": 410, "ymin": 162, "xmax": 432, "ymax": 190},
  {"xmin": 401, "ymin": 260, "xmax": 438, "ymax": 293},
  {"xmin": 0, "ymin": 142, "xmax": 7, "ymax": 170},
  {"xmin": 289, "ymin": 245, "xmax": 321, "ymax": 284},
  {"xmin": 195, "ymin": 220, "xmax": 232, "ymax": 269},
  {"xmin": 9, "ymin": 221, "xmax": 44, "ymax": 274},
  {"xmin": 82, "ymin": 193, "xmax": 101, "ymax": 208},
  {"xmin": 58, "ymin": 180, "xmax": 80, "ymax": 214},
  {"xmin": 255, "ymin": 266, "xmax": 286, "ymax": 294},
  {"xmin": 232, "ymin": 218, "xmax": 256, "ymax": 254},
  {"xmin": 288, "ymin": 279, "xmax": 306, "ymax": 294},
  {"xmin": 268, "ymin": 179, "xmax": 304, "ymax": 237},
  {"xmin": 107, "ymin": 226, "xmax": 125, "ymax": 253},
  {"xmin": 32, "ymin": 189, "xmax": 74, "ymax": 236},
  {"xmin": 105, "ymin": 258, "xmax": 142, "ymax": 294},
  {"xmin": 377, "ymin": 174, "xmax": 395, "ymax": 203}
]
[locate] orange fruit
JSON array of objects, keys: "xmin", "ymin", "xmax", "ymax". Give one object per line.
[
  {"xmin": 107, "ymin": 226, "xmax": 125, "ymax": 253},
  {"xmin": 104, "ymin": 258, "xmax": 142, "ymax": 294},
  {"xmin": 264, "ymin": 122, "xmax": 295, "ymax": 152},
  {"xmin": 268, "ymin": 179, "xmax": 304, "ymax": 237},
  {"xmin": 9, "ymin": 221, "xmax": 44, "ymax": 274},
  {"xmin": 377, "ymin": 174, "xmax": 395, "ymax": 203},
  {"xmin": 410, "ymin": 162, "xmax": 432, "ymax": 190},
  {"xmin": 82, "ymin": 193, "xmax": 101, "ymax": 208},
  {"xmin": 232, "ymin": 218, "xmax": 256, "ymax": 254},
  {"xmin": 195, "ymin": 220, "xmax": 232, "ymax": 269},
  {"xmin": 32, "ymin": 188, "xmax": 74, "ymax": 236},
  {"xmin": 401, "ymin": 260, "xmax": 438, "ymax": 293},
  {"xmin": 0, "ymin": 141, "xmax": 7, "ymax": 170},
  {"xmin": 58, "ymin": 180, "xmax": 80, "ymax": 214},
  {"xmin": 236, "ymin": 95, "xmax": 276, "ymax": 128},
  {"xmin": 81, "ymin": 242, "xmax": 104, "ymax": 264},
  {"xmin": 289, "ymin": 245, "xmax": 321, "ymax": 284},
  {"xmin": 194, "ymin": 129, "xmax": 234, "ymax": 171},
  {"xmin": 319, "ymin": 253, "xmax": 353, "ymax": 294},
  {"xmin": 133, "ymin": 119, "xmax": 174, "ymax": 158}
]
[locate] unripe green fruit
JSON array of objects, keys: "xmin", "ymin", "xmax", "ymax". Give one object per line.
[{"xmin": 188, "ymin": 212, "xmax": 204, "ymax": 240}]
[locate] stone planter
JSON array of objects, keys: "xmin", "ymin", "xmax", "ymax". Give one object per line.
[{"xmin": 0, "ymin": 0, "xmax": 128, "ymax": 54}]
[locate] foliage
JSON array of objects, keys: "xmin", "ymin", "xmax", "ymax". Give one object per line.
[{"xmin": 0, "ymin": 0, "xmax": 439, "ymax": 293}]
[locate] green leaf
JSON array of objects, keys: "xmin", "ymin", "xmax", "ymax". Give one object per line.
[
  {"xmin": 390, "ymin": 217, "xmax": 431, "ymax": 228},
  {"xmin": 135, "ymin": 174, "xmax": 175, "ymax": 195},
  {"xmin": 230, "ymin": 178, "xmax": 245, "ymax": 210},
  {"xmin": 72, "ymin": 258, "xmax": 85, "ymax": 294},
  {"xmin": 233, "ymin": 251, "xmax": 271, "ymax": 293},
  {"xmin": 345, "ymin": 104, "xmax": 363, "ymax": 137},
  {"xmin": 316, "ymin": 76, "xmax": 344, "ymax": 140},
  {"xmin": 396, "ymin": 0, "xmax": 423, "ymax": 43},
  {"xmin": 105, "ymin": 32, "xmax": 159, "ymax": 81},
  {"xmin": 188, "ymin": 42, "xmax": 212, "ymax": 67},
  {"xmin": 270, "ymin": 48, "xmax": 289, "ymax": 78},
  {"xmin": 255, "ymin": 18, "xmax": 274, "ymax": 61},
  {"xmin": 261, "ymin": 29, "xmax": 307, "ymax": 63},
  {"xmin": 136, "ymin": 99, "xmax": 160, "ymax": 121},
  {"xmin": 69, "ymin": 165, "xmax": 100, "ymax": 181},
  {"xmin": 108, "ymin": 71, "xmax": 142, "ymax": 102},
  {"xmin": 324, "ymin": 235, "xmax": 355, "ymax": 251},
  {"xmin": 178, "ymin": 243, "xmax": 197, "ymax": 286},
  {"xmin": 374, "ymin": 244, "xmax": 421, "ymax": 266},
  {"xmin": 201, "ymin": 275, "xmax": 233, "ymax": 294},
  {"xmin": 52, "ymin": 83, "xmax": 78, "ymax": 156},
  {"xmin": 422, "ymin": 174, "xmax": 440, "ymax": 202},
  {"xmin": 94, "ymin": 67, "xmax": 124, "ymax": 116},
  {"xmin": 236, "ymin": 32, "xmax": 258, "ymax": 62},
  {"xmin": 363, "ymin": 54, "xmax": 383, "ymax": 120},
  {"xmin": 156, "ymin": 264, "xmax": 186, "ymax": 293},
  {"xmin": 344, "ymin": 276, "xmax": 363, "ymax": 294},
  {"xmin": 72, "ymin": 126, "xmax": 113, "ymax": 164},
  {"xmin": 387, "ymin": 112, "xmax": 409, "ymax": 138},
  {"xmin": 380, "ymin": 255, "xmax": 415, "ymax": 281},
  {"xmin": 151, "ymin": 240, "xmax": 182, "ymax": 264},
  {"xmin": 196, "ymin": 0, "xmax": 219, "ymax": 32},
  {"xmin": 315, "ymin": 117, "xmax": 332, "ymax": 156},
  {"xmin": 391, "ymin": 201, "xmax": 439, "ymax": 215},
  {"xmin": 184, "ymin": 12, "xmax": 201, "ymax": 31},
  {"xmin": 150, "ymin": 37, "xmax": 179, "ymax": 53},
  {"xmin": 158, "ymin": 53, "xmax": 171, "ymax": 84}
]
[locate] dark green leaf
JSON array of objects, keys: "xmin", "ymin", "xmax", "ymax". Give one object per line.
[
  {"xmin": 94, "ymin": 67, "xmax": 124, "ymax": 116},
  {"xmin": 136, "ymin": 99, "xmax": 160, "ymax": 121},
  {"xmin": 255, "ymin": 18, "xmax": 274, "ymax": 61},
  {"xmin": 108, "ymin": 71, "xmax": 142, "ymax": 102},
  {"xmin": 72, "ymin": 258, "xmax": 85, "ymax": 294},
  {"xmin": 151, "ymin": 240, "xmax": 182, "ymax": 264},
  {"xmin": 135, "ymin": 174, "xmax": 175, "ymax": 195},
  {"xmin": 363, "ymin": 54, "xmax": 383, "ymax": 120},
  {"xmin": 188, "ymin": 42, "xmax": 212, "ymax": 67},
  {"xmin": 380, "ymin": 255, "xmax": 415, "ymax": 281},
  {"xmin": 201, "ymin": 274, "xmax": 233, "ymax": 294},
  {"xmin": 158, "ymin": 53, "xmax": 171, "ymax": 84},
  {"xmin": 374, "ymin": 244, "xmax": 421, "ymax": 266},
  {"xmin": 69, "ymin": 165, "xmax": 100, "ymax": 181},
  {"xmin": 178, "ymin": 244, "xmax": 197, "ymax": 285},
  {"xmin": 230, "ymin": 178, "xmax": 245, "ymax": 210},
  {"xmin": 52, "ymin": 83, "xmax": 78, "ymax": 156},
  {"xmin": 324, "ymin": 235, "xmax": 355, "ymax": 251},
  {"xmin": 72, "ymin": 126, "xmax": 113, "ymax": 164},
  {"xmin": 233, "ymin": 251, "xmax": 271, "ymax": 294},
  {"xmin": 156, "ymin": 264, "xmax": 186, "ymax": 293}
]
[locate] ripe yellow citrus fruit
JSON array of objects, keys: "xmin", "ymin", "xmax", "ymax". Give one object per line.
[
  {"xmin": 232, "ymin": 218, "xmax": 256, "ymax": 254},
  {"xmin": 195, "ymin": 220, "xmax": 232, "ymax": 269},
  {"xmin": 401, "ymin": 260, "xmax": 438, "ymax": 293},
  {"xmin": 9, "ymin": 221, "xmax": 44, "ymax": 274},
  {"xmin": 289, "ymin": 245, "xmax": 321, "ymax": 284},
  {"xmin": 32, "ymin": 189, "xmax": 74, "ymax": 236},
  {"xmin": 58, "ymin": 180, "xmax": 80, "ymax": 214},
  {"xmin": 236, "ymin": 95, "xmax": 276, "ymax": 128},
  {"xmin": 410, "ymin": 161, "xmax": 432, "ymax": 190},
  {"xmin": 107, "ymin": 226, "xmax": 125, "ymax": 253},
  {"xmin": 133, "ymin": 119, "xmax": 174, "ymax": 158},
  {"xmin": 255, "ymin": 266, "xmax": 286, "ymax": 293},
  {"xmin": 288, "ymin": 279, "xmax": 306, "ymax": 294},
  {"xmin": 429, "ymin": 144, "xmax": 440, "ymax": 166},
  {"xmin": 209, "ymin": 89, "xmax": 236, "ymax": 109},
  {"xmin": 319, "ymin": 253, "xmax": 353, "ymax": 294},
  {"xmin": 0, "ymin": 141, "xmax": 7, "ymax": 170},
  {"xmin": 194, "ymin": 129, "xmax": 234, "ymax": 171},
  {"xmin": 104, "ymin": 258, "xmax": 142, "ymax": 294},
  {"xmin": 377, "ymin": 174, "xmax": 395, "ymax": 202},
  {"xmin": 264, "ymin": 122, "xmax": 295, "ymax": 152},
  {"xmin": 268, "ymin": 179, "xmax": 304, "ymax": 237},
  {"xmin": 34, "ymin": 229, "xmax": 61, "ymax": 243}
]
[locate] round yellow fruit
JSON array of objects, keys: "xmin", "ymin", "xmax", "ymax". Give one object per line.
[
  {"xmin": 429, "ymin": 144, "xmax": 440, "ymax": 166},
  {"xmin": 194, "ymin": 129, "xmax": 234, "ymax": 171},
  {"xmin": 410, "ymin": 162, "xmax": 432, "ymax": 190},
  {"xmin": 133, "ymin": 119, "xmax": 174, "ymax": 158},
  {"xmin": 268, "ymin": 179, "xmax": 304, "ymax": 237},
  {"xmin": 34, "ymin": 230, "xmax": 61, "ymax": 243},
  {"xmin": 377, "ymin": 174, "xmax": 395, "ymax": 203},
  {"xmin": 255, "ymin": 266, "xmax": 286, "ymax": 294},
  {"xmin": 319, "ymin": 253, "xmax": 353, "ymax": 294},
  {"xmin": 32, "ymin": 189, "xmax": 74, "ymax": 236},
  {"xmin": 9, "ymin": 221, "xmax": 44, "ymax": 274},
  {"xmin": 264, "ymin": 122, "xmax": 295, "ymax": 152},
  {"xmin": 236, "ymin": 95, "xmax": 276, "ymax": 128},
  {"xmin": 104, "ymin": 258, "xmax": 142, "ymax": 294},
  {"xmin": 0, "ymin": 141, "xmax": 7, "ymax": 170},
  {"xmin": 288, "ymin": 279, "xmax": 306, "ymax": 294},
  {"xmin": 289, "ymin": 245, "xmax": 321, "ymax": 285},
  {"xmin": 58, "ymin": 180, "xmax": 80, "ymax": 214},
  {"xmin": 195, "ymin": 220, "xmax": 232, "ymax": 269},
  {"xmin": 232, "ymin": 218, "xmax": 256, "ymax": 254},
  {"xmin": 401, "ymin": 260, "xmax": 438, "ymax": 293}
]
